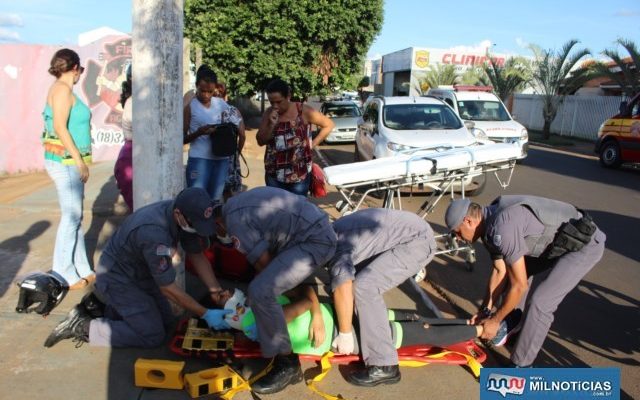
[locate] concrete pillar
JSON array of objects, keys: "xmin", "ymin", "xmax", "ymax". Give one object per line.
[
  {"xmin": 132, "ymin": 0, "xmax": 184, "ymax": 208},
  {"xmin": 132, "ymin": 0, "xmax": 185, "ymax": 293},
  {"xmin": 183, "ymin": 38, "xmax": 191, "ymax": 96}
]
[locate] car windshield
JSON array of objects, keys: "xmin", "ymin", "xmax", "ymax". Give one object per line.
[
  {"xmin": 382, "ymin": 104, "xmax": 462, "ymax": 130},
  {"xmin": 324, "ymin": 104, "xmax": 362, "ymax": 118},
  {"xmin": 457, "ymin": 100, "xmax": 511, "ymax": 121}
]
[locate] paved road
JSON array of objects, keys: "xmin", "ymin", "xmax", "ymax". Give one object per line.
[{"xmin": 316, "ymin": 141, "xmax": 640, "ymax": 399}]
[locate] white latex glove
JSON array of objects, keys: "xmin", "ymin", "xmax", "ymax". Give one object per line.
[{"xmin": 331, "ymin": 331, "xmax": 355, "ymax": 354}]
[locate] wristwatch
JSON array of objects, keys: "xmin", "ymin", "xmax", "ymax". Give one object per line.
[{"xmin": 478, "ymin": 306, "xmax": 492, "ymax": 319}]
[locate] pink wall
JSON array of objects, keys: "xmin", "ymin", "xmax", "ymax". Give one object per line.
[{"xmin": 0, "ymin": 36, "xmax": 131, "ymax": 174}]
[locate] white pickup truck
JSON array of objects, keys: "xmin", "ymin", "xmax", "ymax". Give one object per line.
[{"xmin": 427, "ymin": 86, "xmax": 528, "ymax": 159}]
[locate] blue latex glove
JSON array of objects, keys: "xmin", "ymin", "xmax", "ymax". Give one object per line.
[
  {"xmin": 202, "ymin": 309, "xmax": 232, "ymax": 330},
  {"xmin": 244, "ymin": 323, "xmax": 258, "ymax": 341}
]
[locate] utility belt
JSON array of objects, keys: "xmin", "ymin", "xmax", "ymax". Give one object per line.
[{"xmin": 545, "ymin": 211, "xmax": 597, "ymax": 259}]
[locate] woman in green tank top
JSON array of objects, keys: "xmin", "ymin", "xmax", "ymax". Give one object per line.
[{"xmin": 42, "ymin": 49, "xmax": 95, "ymax": 290}]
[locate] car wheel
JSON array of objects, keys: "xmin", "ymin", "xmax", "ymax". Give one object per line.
[
  {"xmin": 599, "ymin": 141, "xmax": 622, "ymax": 168},
  {"xmin": 354, "ymin": 143, "xmax": 360, "ymax": 162},
  {"xmin": 465, "ymin": 172, "xmax": 487, "ymax": 197}
]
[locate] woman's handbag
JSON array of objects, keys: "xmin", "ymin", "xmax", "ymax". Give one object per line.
[
  {"xmin": 309, "ymin": 163, "xmax": 327, "ymax": 198},
  {"xmin": 210, "ymin": 123, "xmax": 238, "ymax": 157}
]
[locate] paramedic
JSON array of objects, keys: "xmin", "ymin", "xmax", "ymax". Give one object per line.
[
  {"xmin": 328, "ymin": 208, "xmax": 437, "ymax": 386},
  {"xmin": 214, "ymin": 186, "xmax": 337, "ymax": 394},
  {"xmin": 44, "ymin": 188, "xmax": 232, "ymax": 348},
  {"xmin": 445, "ymin": 195, "xmax": 605, "ymax": 367}
]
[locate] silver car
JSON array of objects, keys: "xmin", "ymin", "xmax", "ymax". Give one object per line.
[
  {"xmin": 319, "ymin": 101, "xmax": 362, "ymax": 143},
  {"xmin": 355, "ymin": 96, "xmax": 481, "ymax": 160}
]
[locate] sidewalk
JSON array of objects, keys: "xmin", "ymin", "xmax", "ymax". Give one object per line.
[{"xmin": 0, "ymin": 132, "xmax": 271, "ymax": 400}]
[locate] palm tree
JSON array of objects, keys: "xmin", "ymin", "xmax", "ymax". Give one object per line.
[
  {"xmin": 460, "ymin": 67, "xmax": 492, "ymax": 86},
  {"xmin": 593, "ymin": 38, "xmax": 640, "ymax": 98},
  {"xmin": 415, "ymin": 64, "xmax": 459, "ymax": 94},
  {"xmin": 529, "ymin": 40, "xmax": 593, "ymax": 139},
  {"xmin": 483, "ymin": 56, "xmax": 532, "ymax": 102}
]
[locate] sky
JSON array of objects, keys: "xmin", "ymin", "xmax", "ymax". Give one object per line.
[{"xmin": 0, "ymin": 0, "xmax": 638, "ymax": 60}]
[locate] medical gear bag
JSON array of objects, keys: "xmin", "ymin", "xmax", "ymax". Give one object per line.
[{"xmin": 185, "ymin": 239, "xmax": 254, "ymax": 282}]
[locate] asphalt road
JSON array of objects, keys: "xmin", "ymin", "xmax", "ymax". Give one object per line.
[{"xmin": 316, "ymin": 140, "xmax": 640, "ymax": 399}]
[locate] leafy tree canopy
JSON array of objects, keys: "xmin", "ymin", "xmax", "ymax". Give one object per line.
[{"xmin": 184, "ymin": 0, "xmax": 383, "ymax": 98}]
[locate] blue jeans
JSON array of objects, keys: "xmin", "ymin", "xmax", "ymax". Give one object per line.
[
  {"xmin": 265, "ymin": 173, "xmax": 311, "ymax": 197},
  {"xmin": 44, "ymin": 160, "xmax": 93, "ymax": 286},
  {"xmin": 186, "ymin": 157, "xmax": 229, "ymax": 202}
]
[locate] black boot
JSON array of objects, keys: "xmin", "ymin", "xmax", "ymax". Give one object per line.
[
  {"xmin": 251, "ymin": 353, "xmax": 303, "ymax": 394},
  {"xmin": 43, "ymin": 305, "xmax": 91, "ymax": 348},
  {"xmin": 347, "ymin": 365, "xmax": 401, "ymax": 387},
  {"xmin": 80, "ymin": 291, "xmax": 106, "ymax": 319}
]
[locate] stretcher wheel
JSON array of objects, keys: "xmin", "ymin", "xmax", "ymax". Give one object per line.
[
  {"xmin": 335, "ymin": 200, "xmax": 352, "ymax": 215},
  {"xmin": 446, "ymin": 234, "xmax": 460, "ymax": 257},
  {"xmin": 414, "ymin": 267, "xmax": 427, "ymax": 283},
  {"xmin": 464, "ymin": 249, "xmax": 476, "ymax": 271}
]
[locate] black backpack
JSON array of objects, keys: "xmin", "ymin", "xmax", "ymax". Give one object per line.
[{"xmin": 210, "ymin": 123, "xmax": 238, "ymax": 157}]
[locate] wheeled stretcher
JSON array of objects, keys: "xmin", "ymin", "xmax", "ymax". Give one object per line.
[
  {"xmin": 324, "ymin": 142, "xmax": 521, "ymax": 217},
  {"xmin": 324, "ymin": 143, "xmax": 521, "ymax": 273}
]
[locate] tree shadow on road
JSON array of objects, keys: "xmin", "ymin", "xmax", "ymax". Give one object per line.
[{"xmin": 0, "ymin": 220, "xmax": 51, "ymax": 297}]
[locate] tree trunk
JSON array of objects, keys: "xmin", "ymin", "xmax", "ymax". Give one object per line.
[{"xmin": 542, "ymin": 119, "xmax": 552, "ymax": 140}]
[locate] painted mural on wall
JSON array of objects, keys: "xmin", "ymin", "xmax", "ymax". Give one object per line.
[
  {"xmin": 81, "ymin": 37, "xmax": 131, "ymax": 151},
  {"xmin": 0, "ymin": 35, "xmax": 131, "ymax": 174}
]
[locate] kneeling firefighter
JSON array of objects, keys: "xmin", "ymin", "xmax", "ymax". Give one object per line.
[{"xmin": 445, "ymin": 195, "xmax": 606, "ymax": 367}]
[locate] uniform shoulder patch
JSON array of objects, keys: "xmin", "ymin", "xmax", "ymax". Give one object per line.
[
  {"xmin": 492, "ymin": 234, "xmax": 502, "ymax": 247},
  {"xmin": 156, "ymin": 244, "xmax": 172, "ymax": 257}
]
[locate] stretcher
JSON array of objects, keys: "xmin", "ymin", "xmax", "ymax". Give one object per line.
[
  {"xmin": 324, "ymin": 142, "xmax": 520, "ymax": 218},
  {"xmin": 169, "ymin": 318, "xmax": 486, "ymax": 372}
]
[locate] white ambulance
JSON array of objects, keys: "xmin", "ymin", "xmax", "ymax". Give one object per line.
[{"xmin": 427, "ymin": 86, "xmax": 528, "ymax": 159}]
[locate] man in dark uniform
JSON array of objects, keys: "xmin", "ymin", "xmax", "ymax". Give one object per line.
[
  {"xmin": 214, "ymin": 186, "xmax": 337, "ymax": 394},
  {"xmin": 328, "ymin": 208, "xmax": 437, "ymax": 386},
  {"xmin": 445, "ymin": 195, "xmax": 606, "ymax": 367},
  {"xmin": 44, "ymin": 187, "xmax": 232, "ymax": 348}
]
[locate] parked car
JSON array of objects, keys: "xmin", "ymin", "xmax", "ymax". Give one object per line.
[
  {"xmin": 354, "ymin": 96, "xmax": 491, "ymax": 195},
  {"xmin": 427, "ymin": 86, "xmax": 528, "ymax": 159},
  {"xmin": 595, "ymin": 92, "xmax": 640, "ymax": 168},
  {"xmin": 355, "ymin": 96, "xmax": 484, "ymax": 160},
  {"xmin": 319, "ymin": 100, "xmax": 362, "ymax": 143}
]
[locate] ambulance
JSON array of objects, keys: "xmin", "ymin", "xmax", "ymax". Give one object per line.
[
  {"xmin": 427, "ymin": 86, "xmax": 528, "ymax": 159},
  {"xmin": 595, "ymin": 92, "xmax": 640, "ymax": 168}
]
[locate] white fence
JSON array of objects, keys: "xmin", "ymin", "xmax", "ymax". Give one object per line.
[{"xmin": 512, "ymin": 94, "xmax": 623, "ymax": 141}]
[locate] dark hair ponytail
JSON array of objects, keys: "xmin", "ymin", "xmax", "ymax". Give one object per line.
[
  {"xmin": 120, "ymin": 64, "xmax": 132, "ymax": 107},
  {"xmin": 48, "ymin": 48, "xmax": 80, "ymax": 78}
]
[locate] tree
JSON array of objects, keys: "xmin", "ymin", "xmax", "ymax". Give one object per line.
[
  {"xmin": 482, "ymin": 56, "xmax": 532, "ymax": 102},
  {"xmin": 593, "ymin": 38, "xmax": 640, "ymax": 98},
  {"xmin": 529, "ymin": 40, "xmax": 593, "ymax": 139},
  {"xmin": 415, "ymin": 64, "xmax": 459, "ymax": 94},
  {"xmin": 184, "ymin": 0, "xmax": 383, "ymax": 98},
  {"xmin": 460, "ymin": 67, "xmax": 491, "ymax": 86}
]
